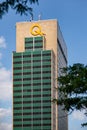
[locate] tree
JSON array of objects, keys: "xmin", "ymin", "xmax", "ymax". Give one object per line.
[
  {"xmin": 53, "ymin": 63, "xmax": 87, "ymax": 127},
  {"xmin": 0, "ymin": 0, "xmax": 38, "ymax": 18}
]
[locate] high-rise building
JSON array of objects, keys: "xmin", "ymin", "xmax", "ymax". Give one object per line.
[{"xmin": 13, "ymin": 19, "xmax": 68, "ymax": 130}]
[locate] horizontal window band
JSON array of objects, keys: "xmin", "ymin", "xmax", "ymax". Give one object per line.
[
  {"xmin": 13, "ymin": 71, "xmax": 51, "ymax": 75},
  {"xmin": 23, "ymin": 55, "xmax": 31, "ymax": 58},
  {"xmin": 25, "ymin": 47, "xmax": 33, "ymax": 49},
  {"xmin": 13, "ymin": 77, "xmax": 51, "ymax": 81},
  {"xmin": 34, "ymin": 40, "xmax": 43, "ymax": 43},
  {"xmin": 13, "ymin": 88, "xmax": 51, "ymax": 92},
  {"xmin": 13, "ymin": 82, "xmax": 51, "ymax": 87},
  {"xmin": 13, "ymin": 65, "xmax": 51, "ymax": 70},
  {"xmin": 13, "ymin": 60, "xmax": 51, "ymax": 64},
  {"xmin": 13, "ymin": 56, "xmax": 22, "ymax": 58},
  {"xmin": 14, "ymin": 112, "xmax": 51, "ymax": 116},
  {"xmin": 25, "ymin": 39, "xmax": 43, "ymax": 44},
  {"xmin": 13, "ymin": 100, "xmax": 51, "ymax": 104},
  {"xmin": 14, "ymin": 117, "xmax": 51, "ymax": 121},
  {"xmin": 13, "ymin": 106, "xmax": 51, "ymax": 110},
  {"xmin": 25, "ymin": 41, "xmax": 33, "ymax": 44},
  {"xmin": 33, "ymin": 54, "xmax": 51, "ymax": 57},
  {"xmin": 34, "ymin": 46, "xmax": 43, "ymax": 48},
  {"xmin": 13, "ymin": 94, "xmax": 51, "ymax": 98},
  {"xmin": 13, "ymin": 61, "xmax": 22, "ymax": 64},
  {"xmin": 14, "ymin": 123, "xmax": 51, "ymax": 127}
]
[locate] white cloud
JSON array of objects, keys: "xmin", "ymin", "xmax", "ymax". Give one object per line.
[
  {"xmin": 0, "ymin": 53, "xmax": 2, "ymax": 59},
  {"xmin": 0, "ymin": 108, "xmax": 12, "ymax": 119},
  {"xmin": 0, "ymin": 36, "xmax": 6, "ymax": 48},
  {"xmin": 72, "ymin": 110, "xmax": 86, "ymax": 121},
  {"xmin": 0, "ymin": 62, "xmax": 2, "ymax": 67},
  {"xmin": 0, "ymin": 123, "xmax": 12, "ymax": 130},
  {"xmin": 0, "ymin": 53, "xmax": 2, "ymax": 66},
  {"xmin": 0, "ymin": 67, "xmax": 12, "ymax": 100}
]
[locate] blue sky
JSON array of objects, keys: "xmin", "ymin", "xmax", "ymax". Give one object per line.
[{"xmin": 0, "ymin": 0, "xmax": 87, "ymax": 130}]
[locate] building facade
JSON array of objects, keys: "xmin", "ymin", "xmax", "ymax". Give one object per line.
[{"xmin": 13, "ymin": 19, "xmax": 68, "ymax": 130}]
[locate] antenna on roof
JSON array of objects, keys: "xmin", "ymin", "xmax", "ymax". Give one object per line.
[
  {"xmin": 30, "ymin": 13, "xmax": 33, "ymax": 21},
  {"xmin": 38, "ymin": 13, "xmax": 42, "ymax": 20}
]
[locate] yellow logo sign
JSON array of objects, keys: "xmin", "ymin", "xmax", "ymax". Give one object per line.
[{"xmin": 30, "ymin": 24, "xmax": 45, "ymax": 36}]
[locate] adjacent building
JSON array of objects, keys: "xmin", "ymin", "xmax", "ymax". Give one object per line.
[{"xmin": 13, "ymin": 19, "xmax": 68, "ymax": 130}]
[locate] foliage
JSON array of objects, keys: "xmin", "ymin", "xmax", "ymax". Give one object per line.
[
  {"xmin": 53, "ymin": 63, "xmax": 87, "ymax": 126},
  {"xmin": 0, "ymin": 0, "xmax": 38, "ymax": 18}
]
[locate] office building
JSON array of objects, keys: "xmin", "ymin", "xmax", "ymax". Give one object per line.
[{"xmin": 13, "ymin": 19, "xmax": 68, "ymax": 130}]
